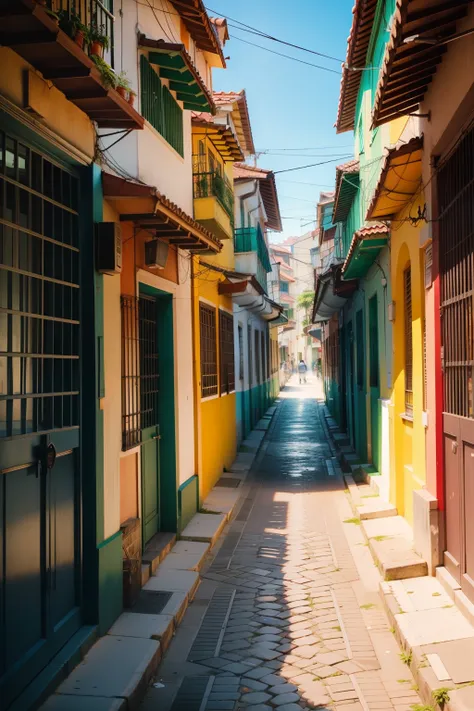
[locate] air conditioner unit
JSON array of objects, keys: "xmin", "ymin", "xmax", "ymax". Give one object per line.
[
  {"xmin": 145, "ymin": 239, "xmax": 169, "ymax": 269},
  {"xmin": 95, "ymin": 222, "xmax": 122, "ymax": 274}
]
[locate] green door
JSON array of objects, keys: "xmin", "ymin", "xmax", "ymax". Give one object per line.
[
  {"xmin": 139, "ymin": 296, "xmax": 160, "ymax": 545},
  {"xmin": 0, "ymin": 133, "xmax": 83, "ymax": 707},
  {"xmin": 369, "ymin": 296, "xmax": 380, "ymax": 470}
]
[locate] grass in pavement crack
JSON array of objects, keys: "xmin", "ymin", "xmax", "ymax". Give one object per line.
[{"xmin": 343, "ymin": 517, "xmax": 361, "ymax": 525}]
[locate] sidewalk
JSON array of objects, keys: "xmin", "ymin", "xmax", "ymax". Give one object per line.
[
  {"xmin": 38, "ymin": 405, "xmax": 276, "ymax": 711},
  {"xmin": 324, "ymin": 406, "xmax": 474, "ymax": 711}
]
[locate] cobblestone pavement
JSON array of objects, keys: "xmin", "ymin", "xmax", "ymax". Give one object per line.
[{"xmin": 141, "ymin": 378, "xmax": 423, "ymax": 711}]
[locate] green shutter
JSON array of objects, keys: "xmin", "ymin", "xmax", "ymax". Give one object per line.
[{"xmin": 140, "ymin": 55, "xmax": 184, "ymax": 157}]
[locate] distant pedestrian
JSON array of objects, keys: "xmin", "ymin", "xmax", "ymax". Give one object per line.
[{"xmin": 298, "ymin": 359, "xmax": 307, "ymax": 384}]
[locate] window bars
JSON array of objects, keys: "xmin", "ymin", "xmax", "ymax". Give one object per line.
[
  {"xmin": 219, "ymin": 311, "xmax": 235, "ymax": 394},
  {"xmin": 200, "ymin": 303, "xmax": 218, "ymax": 398},
  {"xmin": 121, "ymin": 295, "xmax": 159, "ymax": 450},
  {"xmin": 404, "ymin": 267, "xmax": 413, "ymax": 417}
]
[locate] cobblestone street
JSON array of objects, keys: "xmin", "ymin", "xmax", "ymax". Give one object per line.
[{"xmin": 141, "ymin": 379, "xmax": 423, "ymax": 711}]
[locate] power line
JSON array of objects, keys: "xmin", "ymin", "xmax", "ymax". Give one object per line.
[
  {"xmin": 205, "ymin": 5, "xmax": 345, "ymax": 63},
  {"xmin": 231, "ymin": 36, "xmax": 342, "ymax": 75},
  {"xmin": 274, "ymin": 156, "xmax": 353, "ymax": 175},
  {"xmin": 258, "ymin": 145, "xmax": 353, "ymax": 151}
]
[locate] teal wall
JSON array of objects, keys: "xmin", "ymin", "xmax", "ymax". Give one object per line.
[{"xmin": 236, "ymin": 377, "xmax": 278, "ymax": 441}]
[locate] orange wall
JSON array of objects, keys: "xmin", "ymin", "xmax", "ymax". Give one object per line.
[{"xmin": 120, "ymin": 453, "xmax": 139, "ymax": 523}]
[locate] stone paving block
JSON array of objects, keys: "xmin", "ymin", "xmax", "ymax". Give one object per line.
[{"xmin": 240, "ymin": 691, "xmax": 271, "ymax": 704}]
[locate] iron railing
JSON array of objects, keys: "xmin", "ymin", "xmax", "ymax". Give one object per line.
[
  {"xmin": 192, "ymin": 155, "xmax": 234, "ymax": 222},
  {"xmin": 52, "ymin": 0, "xmax": 115, "ymax": 67}
]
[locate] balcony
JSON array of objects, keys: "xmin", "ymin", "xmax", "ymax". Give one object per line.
[
  {"xmin": 234, "ymin": 225, "xmax": 272, "ymax": 293},
  {"xmin": 193, "ymin": 155, "xmax": 234, "ymax": 240},
  {"xmin": 0, "ymin": 0, "xmax": 143, "ymax": 129}
]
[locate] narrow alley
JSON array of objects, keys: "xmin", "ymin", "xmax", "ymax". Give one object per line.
[{"xmin": 140, "ymin": 378, "xmax": 423, "ymax": 711}]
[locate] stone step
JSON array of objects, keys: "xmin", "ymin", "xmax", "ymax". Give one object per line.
[
  {"xmin": 363, "ymin": 516, "xmax": 428, "ymax": 580},
  {"xmin": 180, "ymin": 512, "xmax": 227, "ymax": 545},
  {"xmin": 142, "ymin": 531, "xmax": 176, "ymax": 575},
  {"xmin": 42, "ymin": 635, "xmax": 161, "ymax": 711},
  {"xmin": 202, "ymin": 487, "xmax": 241, "ymax": 520},
  {"xmin": 380, "ymin": 576, "xmax": 474, "ymax": 711},
  {"xmin": 157, "ymin": 541, "xmax": 210, "ymax": 572},
  {"xmin": 144, "ymin": 568, "xmax": 200, "ymax": 600},
  {"xmin": 109, "ymin": 610, "xmax": 175, "ymax": 652}
]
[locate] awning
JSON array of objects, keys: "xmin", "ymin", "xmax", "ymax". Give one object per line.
[
  {"xmin": 372, "ymin": 0, "xmax": 470, "ymax": 127},
  {"xmin": 139, "ymin": 35, "xmax": 214, "ymax": 113},
  {"xmin": 192, "ymin": 114, "xmax": 244, "ymax": 161},
  {"xmin": 0, "ymin": 0, "xmax": 144, "ymax": 129},
  {"xmin": 102, "ymin": 172, "xmax": 222, "ymax": 253},
  {"xmin": 312, "ymin": 265, "xmax": 357, "ymax": 323},
  {"xmin": 233, "ymin": 164, "xmax": 282, "ymax": 232},
  {"xmin": 168, "ymin": 0, "xmax": 225, "ymax": 67},
  {"xmin": 367, "ymin": 136, "xmax": 423, "ymax": 220},
  {"xmin": 342, "ymin": 224, "xmax": 389, "ymax": 280},
  {"xmin": 333, "ymin": 160, "xmax": 359, "ymax": 224},
  {"xmin": 218, "ymin": 271, "xmax": 285, "ymax": 321}
]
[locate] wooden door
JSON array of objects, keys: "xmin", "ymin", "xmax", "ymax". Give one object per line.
[
  {"xmin": 439, "ymin": 124, "xmax": 474, "ymax": 602},
  {"xmin": 0, "ymin": 133, "xmax": 82, "ymax": 706}
]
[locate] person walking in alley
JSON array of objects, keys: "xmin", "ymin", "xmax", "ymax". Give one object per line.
[{"xmin": 298, "ymin": 358, "xmax": 308, "ymax": 384}]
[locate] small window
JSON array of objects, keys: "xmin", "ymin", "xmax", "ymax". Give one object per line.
[
  {"xmin": 200, "ymin": 303, "xmax": 218, "ymax": 398},
  {"xmin": 219, "ymin": 311, "xmax": 235, "ymax": 394},
  {"xmin": 238, "ymin": 325, "xmax": 244, "ymax": 380}
]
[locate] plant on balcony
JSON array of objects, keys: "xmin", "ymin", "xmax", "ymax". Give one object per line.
[
  {"xmin": 91, "ymin": 55, "xmax": 117, "ymax": 90},
  {"xmin": 116, "ymin": 71, "xmax": 131, "ymax": 100},
  {"xmin": 57, "ymin": 9, "xmax": 89, "ymax": 50},
  {"xmin": 88, "ymin": 22, "xmax": 110, "ymax": 58},
  {"xmin": 128, "ymin": 90, "xmax": 137, "ymax": 107}
]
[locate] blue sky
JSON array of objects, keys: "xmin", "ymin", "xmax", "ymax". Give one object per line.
[{"xmin": 210, "ymin": 0, "xmax": 355, "ymax": 241}]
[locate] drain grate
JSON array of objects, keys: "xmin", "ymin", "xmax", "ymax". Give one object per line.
[
  {"xmin": 215, "ymin": 477, "xmax": 241, "ymax": 488},
  {"xmin": 187, "ymin": 588, "xmax": 235, "ymax": 662},
  {"xmin": 131, "ymin": 590, "xmax": 172, "ymax": 614},
  {"xmin": 170, "ymin": 676, "xmax": 213, "ymax": 711}
]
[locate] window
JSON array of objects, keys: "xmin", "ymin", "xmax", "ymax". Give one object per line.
[
  {"xmin": 280, "ymin": 281, "xmax": 289, "ymax": 294},
  {"xmin": 248, "ymin": 325, "xmax": 252, "ymax": 384},
  {"xmin": 238, "ymin": 325, "xmax": 244, "ymax": 380},
  {"xmin": 357, "ymin": 115, "xmax": 364, "ymax": 155},
  {"xmin": 219, "ymin": 311, "xmax": 235, "ymax": 394},
  {"xmin": 261, "ymin": 331, "xmax": 266, "ymax": 381},
  {"xmin": 140, "ymin": 55, "xmax": 184, "ymax": 156},
  {"xmin": 255, "ymin": 330, "xmax": 261, "ymax": 384},
  {"xmin": 404, "ymin": 267, "xmax": 413, "ymax": 416},
  {"xmin": 356, "ymin": 310, "xmax": 364, "ymax": 389},
  {"xmin": 199, "ymin": 303, "xmax": 217, "ymax": 398},
  {"xmin": 369, "ymin": 296, "xmax": 379, "ymax": 388}
]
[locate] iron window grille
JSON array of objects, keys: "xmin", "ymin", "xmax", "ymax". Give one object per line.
[
  {"xmin": 200, "ymin": 303, "xmax": 218, "ymax": 398},
  {"xmin": 219, "ymin": 311, "xmax": 235, "ymax": 394},
  {"xmin": 404, "ymin": 267, "xmax": 413, "ymax": 417},
  {"xmin": 438, "ymin": 123, "xmax": 474, "ymax": 418},
  {"xmin": 238, "ymin": 325, "xmax": 244, "ymax": 380},
  {"xmin": 192, "ymin": 154, "xmax": 234, "ymax": 223},
  {"xmin": 54, "ymin": 0, "xmax": 115, "ymax": 66},
  {"xmin": 0, "ymin": 131, "xmax": 80, "ymax": 438},
  {"xmin": 121, "ymin": 295, "xmax": 159, "ymax": 451}
]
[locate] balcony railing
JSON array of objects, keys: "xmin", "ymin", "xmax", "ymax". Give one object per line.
[
  {"xmin": 51, "ymin": 0, "xmax": 115, "ymax": 67},
  {"xmin": 193, "ymin": 156, "xmax": 234, "ymax": 223},
  {"xmin": 234, "ymin": 225, "xmax": 272, "ymax": 271}
]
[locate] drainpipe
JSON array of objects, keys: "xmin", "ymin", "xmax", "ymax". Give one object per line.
[
  {"xmin": 190, "ymin": 256, "xmax": 202, "ymax": 506},
  {"xmin": 239, "ymin": 180, "xmax": 258, "ymax": 228}
]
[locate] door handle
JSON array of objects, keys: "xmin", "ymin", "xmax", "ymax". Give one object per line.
[
  {"xmin": 153, "ymin": 435, "xmax": 161, "ymax": 440},
  {"xmin": 452, "ymin": 440, "xmax": 458, "ymax": 454}
]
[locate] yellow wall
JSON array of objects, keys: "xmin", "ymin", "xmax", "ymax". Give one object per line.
[{"xmin": 390, "ymin": 194, "xmax": 426, "ymax": 523}]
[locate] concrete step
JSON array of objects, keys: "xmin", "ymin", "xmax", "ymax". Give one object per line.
[
  {"xmin": 144, "ymin": 569, "xmax": 200, "ymax": 600},
  {"xmin": 202, "ymin": 486, "xmax": 241, "ymax": 520},
  {"xmin": 380, "ymin": 576, "xmax": 474, "ymax": 711},
  {"xmin": 109, "ymin": 611, "xmax": 175, "ymax": 652},
  {"xmin": 437, "ymin": 566, "xmax": 474, "ymax": 628},
  {"xmin": 43, "ymin": 635, "xmax": 161, "ymax": 711},
  {"xmin": 157, "ymin": 541, "xmax": 210, "ymax": 572},
  {"xmin": 142, "ymin": 532, "xmax": 176, "ymax": 575},
  {"xmin": 363, "ymin": 516, "xmax": 428, "ymax": 580},
  {"xmin": 356, "ymin": 497, "xmax": 398, "ymax": 520},
  {"xmin": 180, "ymin": 512, "xmax": 227, "ymax": 545}
]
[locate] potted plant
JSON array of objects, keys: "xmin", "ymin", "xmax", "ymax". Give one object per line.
[
  {"xmin": 57, "ymin": 9, "xmax": 88, "ymax": 49},
  {"xmin": 128, "ymin": 90, "xmax": 137, "ymax": 107},
  {"xmin": 91, "ymin": 55, "xmax": 117, "ymax": 90},
  {"xmin": 88, "ymin": 22, "xmax": 109, "ymax": 58},
  {"xmin": 116, "ymin": 71, "xmax": 131, "ymax": 99}
]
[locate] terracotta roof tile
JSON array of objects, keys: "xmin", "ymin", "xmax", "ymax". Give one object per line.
[
  {"xmin": 168, "ymin": 0, "xmax": 225, "ymax": 66},
  {"xmin": 234, "ymin": 163, "xmax": 282, "ymax": 231},
  {"xmin": 342, "ymin": 223, "xmax": 388, "ymax": 273},
  {"xmin": 333, "ymin": 159, "xmax": 359, "ymax": 223},
  {"xmin": 213, "ymin": 90, "xmax": 255, "ymax": 155}
]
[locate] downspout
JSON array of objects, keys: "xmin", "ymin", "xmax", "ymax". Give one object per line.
[
  {"xmin": 190, "ymin": 256, "xmax": 203, "ymax": 506},
  {"xmin": 239, "ymin": 180, "xmax": 258, "ymax": 228}
]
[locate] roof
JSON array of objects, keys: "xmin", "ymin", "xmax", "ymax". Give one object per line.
[
  {"xmin": 367, "ymin": 136, "xmax": 423, "ymax": 220},
  {"xmin": 210, "ymin": 17, "xmax": 229, "ymax": 43},
  {"xmin": 342, "ymin": 223, "xmax": 389, "ymax": 278},
  {"xmin": 336, "ymin": 0, "xmax": 379, "ymax": 133},
  {"xmin": 138, "ymin": 35, "xmax": 215, "ymax": 113},
  {"xmin": 372, "ymin": 0, "xmax": 469, "ymax": 127},
  {"xmin": 270, "ymin": 244, "xmax": 291, "ymax": 254},
  {"xmin": 168, "ymin": 0, "xmax": 225, "ymax": 66},
  {"xmin": 333, "ymin": 160, "xmax": 359, "ymax": 223},
  {"xmin": 191, "ymin": 112, "xmax": 244, "ymax": 161},
  {"xmin": 213, "ymin": 91, "xmax": 255, "ymax": 155},
  {"xmin": 102, "ymin": 172, "xmax": 222, "ymax": 253},
  {"xmin": 234, "ymin": 164, "xmax": 282, "ymax": 231}
]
